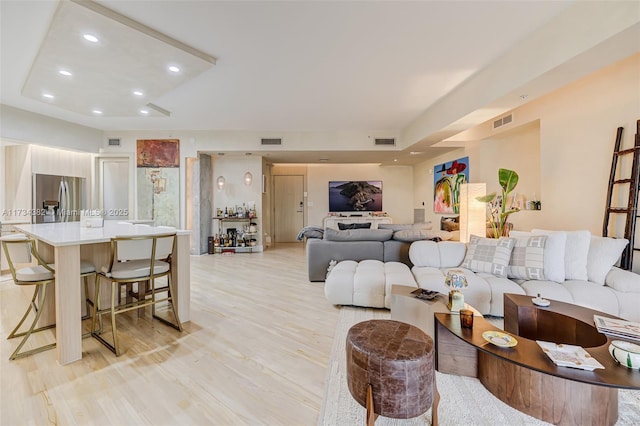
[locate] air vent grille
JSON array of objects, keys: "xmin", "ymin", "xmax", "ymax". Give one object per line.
[
  {"xmin": 261, "ymin": 138, "xmax": 282, "ymax": 145},
  {"xmin": 493, "ymin": 113, "xmax": 513, "ymax": 129},
  {"xmin": 374, "ymin": 138, "xmax": 395, "ymax": 146},
  {"xmin": 108, "ymin": 138, "xmax": 121, "ymax": 146}
]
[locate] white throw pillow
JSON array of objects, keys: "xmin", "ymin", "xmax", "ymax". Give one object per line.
[
  {"xmin": 587, "ymin": 235, "xmax": 628, "ymax": 285},
  {"xmin": 510, "ymin": 230, "xmax": 566, "ymax": 283},
  {"xmin": 533, "ymin": 229, "xmax": 589, "ymax": 281},
  {"xmin": 508, "ymin": 235, "xmax": 547, "ymax": 280},
  {"xmin": 461, "ymin": 235, "xmax": 515, "ymax": 278}
]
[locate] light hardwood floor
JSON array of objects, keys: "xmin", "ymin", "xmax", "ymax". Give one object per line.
[{"xmin": 0, "ymin": 243, "xmax": 340, "ymax": 425}]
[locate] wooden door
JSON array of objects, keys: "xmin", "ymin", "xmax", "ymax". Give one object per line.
[{"xmin": 274, "ymin": 175, "xmax": 304, "ymax": 242}]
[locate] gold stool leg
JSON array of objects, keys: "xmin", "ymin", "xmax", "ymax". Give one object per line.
[{"xmin": 9, "ymin": 283, "xmax": 56, "ymax": 360}]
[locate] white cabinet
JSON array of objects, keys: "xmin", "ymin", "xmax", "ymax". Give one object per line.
[{"xmin": 323, "ymin": 216, "xmax": 392, "ymax": 230}]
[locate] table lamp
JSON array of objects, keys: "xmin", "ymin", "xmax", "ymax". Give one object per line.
[{"xmin": 445, "ymin": 269, "xmax": 468, "ymax": 312}]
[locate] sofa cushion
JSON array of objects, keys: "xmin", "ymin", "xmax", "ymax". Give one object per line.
[
  {"xmin": 337, "ymin": 222, "xmax": 371, "ymax": 230},
  {"xmin": 520, "ymin": 280, "xmax": 574, "ymax": 304},
  {"xmin": 323, "ymin": 227, "xmax": 393, "ymax": 241},
  {"xmin": 532, "ymin": 229, "xmax": 590, "ymax": 281},
  {"xmin": 379, "ymin": 222, "xmax": 433, "ymax": 231},
  {"xmin": 507, "ymin": 235, "xmax": 547, "ymax": 281},
  {"xmin": 511, "ymin": 230, "xmax": 566, "ymax": 283},
  {"xmin": 563, "ymin": 280, "xmax": 620, "ymax": 315},
  {"xmin": 392, "ymin": 229, "xmax": 452, "ymax": 242},
  {"xmin": 478, "ymin": 273, "xmax": 527, "ymax": 316},
  {"xmin": 409, "ymin": 241, "xmax": 466, "ymax": 268},
  {"xmin": 605, "ymin": 267, "xmax": 640, "ymax": 292},
  {"xmin": 587, "ymin": 235, "xmax": 628, "ymax": 285},
  {"xmin": 461, "ymin": 235, "xmax": 515, "ymax": 278}
]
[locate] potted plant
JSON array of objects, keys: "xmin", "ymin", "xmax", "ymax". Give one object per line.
[{"xmin": 477, "ymin": 168, "xmax": 519, "ymax": 238}]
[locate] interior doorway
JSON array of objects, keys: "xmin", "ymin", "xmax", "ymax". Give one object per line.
[
  {"xmin": 98, "ymin": 157, "xmax": 130, "ymax": 220},
  {"xmin": 273, "ymin": 175, "xmax": 304, "ymax": 242}
]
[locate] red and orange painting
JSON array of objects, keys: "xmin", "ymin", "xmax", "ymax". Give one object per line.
[{"xmin": 136, "ymin": 139, "xmax": 180, "ymax": 168}]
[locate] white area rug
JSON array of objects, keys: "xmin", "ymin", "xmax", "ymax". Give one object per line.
[{"xmin": 318, "ymin": 306, "xmax": 640, "ymax": 426}]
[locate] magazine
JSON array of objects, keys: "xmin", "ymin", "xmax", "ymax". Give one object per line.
[{"xmin": 593, "ymin": 315, "xmax": 640, "ymax": 341}]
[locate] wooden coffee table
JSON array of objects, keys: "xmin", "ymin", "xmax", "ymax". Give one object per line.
[
  {"xmin": 435, "ymin": 293, "xmax": 640, "ymax": 426},
  {"xmin": 390, "ymin": 284, "xmax": 481, "ymax": 338}
]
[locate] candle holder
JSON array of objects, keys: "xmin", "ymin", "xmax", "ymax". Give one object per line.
[{"xmin": 460, "ymin": 309, "xmax": 474, "ymax": 329}]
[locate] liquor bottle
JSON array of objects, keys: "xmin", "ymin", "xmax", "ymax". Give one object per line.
[{"xmin": 224, "ymin": 207, "xmax": 228, "ymax": 218}]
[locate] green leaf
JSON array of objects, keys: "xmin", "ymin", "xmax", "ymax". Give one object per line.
[
  {"xmin": 498, "ymin": 168, "xmax": 519, "ymax": 194},
  {"xmin": 476, "ymin": 192, "xmax": 497, "ymax": 203}
]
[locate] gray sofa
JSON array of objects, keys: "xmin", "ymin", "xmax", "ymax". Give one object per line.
[
  {"xmin": 305, "ymin": 225, "xmax": 451, "ymax": 281},
  {"xmin": 307, "ymin": 238, "xmax": 411, "ymax": 281}
]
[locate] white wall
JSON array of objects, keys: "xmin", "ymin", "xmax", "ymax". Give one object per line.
[
  {"xmin": 212, "ymin": 155, "xmax": 264, "ymax": 249},
  {"xmin": 306, "ymin": 164, "xmax": 414, "ymax": 227},
  {"xmin": 0, "ymin": 105, "xmax": 102, "ymax": 152},
  {"xmin": 414, "ymin": 53, "xmax": 640, "ymax": 235}
]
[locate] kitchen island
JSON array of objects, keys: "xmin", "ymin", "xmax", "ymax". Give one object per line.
[{"xmin": 14, "ymin": 221, "xmax": 191, "ymax": 365}]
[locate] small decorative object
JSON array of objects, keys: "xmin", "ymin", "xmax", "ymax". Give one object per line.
[
  {"xmin": 483, "ymin": 331, "xmax": 518, "ymax": 348},
  {"xmin": 411, "ymin": 288, "xmax": 440, "ymax": 301},
  {"xmin": 532, "ymin": 293, "xmax": 551, "ymax": 307},
  {"xmin": 476, "ymin": 168, "xmax": 520, "ymax": 238},
  {"xmin": 459, "ymin": 309, "xmax": 474, "ymax": 329},
  {"xmin": 445, "ymin": 269, "xmax": 468, "ymax": 312},
  {"xmin": 609, "ymin": 340, "xmax": 640, "ymax": 370}
]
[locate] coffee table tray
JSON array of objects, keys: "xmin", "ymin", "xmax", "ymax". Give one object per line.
[{"xmin": 536, "ymin": 340, "xmax": 605, "ymax": 371}]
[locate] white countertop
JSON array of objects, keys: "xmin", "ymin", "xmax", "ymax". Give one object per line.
[{"xmin": 14, "ymin": 221, "xmax": 191, "ymax": 247}]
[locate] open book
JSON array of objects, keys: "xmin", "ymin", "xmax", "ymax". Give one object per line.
[{"xmin": 594, "ymin": 315, "xmax": 640, "ymax": 341}]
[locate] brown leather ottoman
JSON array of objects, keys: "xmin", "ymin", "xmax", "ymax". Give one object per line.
[{"xmin": 346, "ymin": 319, "xmax": 439, "ymax": 426}]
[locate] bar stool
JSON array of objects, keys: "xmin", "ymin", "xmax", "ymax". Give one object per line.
[
  {"xmin": 91, "ymin": 233, "xmax": 182, "ymax": 356},
  {"xmin": 1, "ymin": 234, "xmax": 56, "ymax": 360}
]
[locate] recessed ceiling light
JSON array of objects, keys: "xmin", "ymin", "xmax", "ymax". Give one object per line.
[
  {"xmin": 140, "ymin": 109, "xmax": 149, "ymax": 115},
  {"xmin": 133, "ymin": 90, "xmax": 144, "ymax": 96},
  {"xmin": 394, "ymin": 159, "xmax": 398, "ymax": 162},
  {"xmin": 92, "ymin": 109, "xmax": 103, "ymax": 115},
  {"xmin": 168, "ymin": 65, "xmax": 180, "ymax": 73},
  {"xmin": 83, "ymin": 34, "xmax": 99, "ymax": 43},
  {"xmin": 42, "ymin": 93, "xmax": 54, "ymax": 99},
  {"xmin": 59, "ymin": 70, "xmax": 72, "ymax": 76}
]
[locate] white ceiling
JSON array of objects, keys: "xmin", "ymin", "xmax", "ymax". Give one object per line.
[{"xmin": 1, "ymin": 0, "xmax": 634, "ymax": 164}]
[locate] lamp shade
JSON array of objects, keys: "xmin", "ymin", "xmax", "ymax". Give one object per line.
[
  {"xmin": 216, "ymin": 176, "xmax": 226, "ymax": 190},
  {"xmin": 244, "ymin": 171, "xmax": 253, "ymax": 186},
  {"xmin": 460, "ymin": 183, "xmax": 486, "ymax": 243}
]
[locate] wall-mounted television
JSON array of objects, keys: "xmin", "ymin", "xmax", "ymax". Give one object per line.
[{"xmin": 329, "ymin": 181, "xmax": 382, "ymax": 212}]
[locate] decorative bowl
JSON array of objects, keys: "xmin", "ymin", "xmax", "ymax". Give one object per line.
[{"xmin": 608, "ymin": 340, "xmax": 640, "ymax": 370}]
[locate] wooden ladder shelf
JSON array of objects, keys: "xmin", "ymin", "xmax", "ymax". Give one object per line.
[{"xmin": 602, "ymin": 120, "xmax": 640, "ymax": 270}]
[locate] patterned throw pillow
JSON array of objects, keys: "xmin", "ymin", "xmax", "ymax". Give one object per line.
[
  {"xmin": 461, "ymin": 235, "xmax": 516, "ymax": 277},
  {"xmin": 508, "ymin": 236, "xmax": 547, "ymax": 280}
]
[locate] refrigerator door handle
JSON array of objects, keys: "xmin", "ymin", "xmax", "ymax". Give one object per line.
[
  {"xmin": 63, "ymin": 180, "xmax": 70, "ymax": 222},
  {"xmin": 58, "ymin": 180, "xmax": 64, "ymax": 222}
]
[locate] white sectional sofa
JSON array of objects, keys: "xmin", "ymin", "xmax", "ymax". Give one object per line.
[{"xmin": 324, "ymin": 229, "xmax": 640, "ymax": 323}]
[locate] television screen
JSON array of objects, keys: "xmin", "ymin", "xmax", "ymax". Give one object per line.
[{"xmin": 329, "ymin": 181, "xmax": 382, "ymax": 212}]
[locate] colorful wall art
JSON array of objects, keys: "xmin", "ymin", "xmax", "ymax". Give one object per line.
[
  {"xmin": 136, "ymin": 139, "xmax": 180, "ymax": 226},
  {"xmin": 433, "ymin": 156, "xmax": 469, "ymax": 214}
]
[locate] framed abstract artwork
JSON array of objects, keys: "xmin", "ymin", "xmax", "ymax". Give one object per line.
[
  {"xmin": 136, "ymin": 139, "xmax": 180, "ymax": 226},
  {"xmin": 433, "ymin": 156, "xmax": 469, "ymax": 214}
]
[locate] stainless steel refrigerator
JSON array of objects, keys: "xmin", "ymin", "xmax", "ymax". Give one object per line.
[{"xmin": 33, "ymin": 174, "xmax": 85, "ymax": 223}]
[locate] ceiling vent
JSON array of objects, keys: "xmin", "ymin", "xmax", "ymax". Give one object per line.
[
  {"xmin": 261, "ymin": 138, "xmax": 282, "ymax": 145},
  {"xmin": 108, "ymin": 138, "xmax": 121, "ymax": 146},
  {"xmin": 374, "ymin": 138, "xmax": 395, "ymax": 146},
  {"xmin": 493, "ymin": 113, "xmax": 514, "ymax": 130}
]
